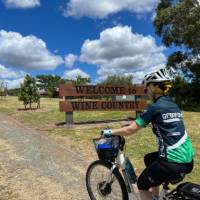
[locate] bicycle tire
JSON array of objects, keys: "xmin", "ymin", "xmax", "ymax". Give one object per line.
[{"xmin": 86, "ymin": 160, "xmax": 129, "ymax": 200}]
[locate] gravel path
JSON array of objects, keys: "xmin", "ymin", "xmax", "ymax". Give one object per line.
[{"xmin": 0, "ymin": 112, "xmax": 90, "ymax": 200}]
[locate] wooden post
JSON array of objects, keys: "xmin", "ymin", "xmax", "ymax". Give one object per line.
[
  {"xmin": 65, "ymin": 111, "xmax": 73, "ymax": 125},
  {"xmin": 135, "ymin": 96, "xmax": 142, "ymax": 118},
  {"xmin": 65, "ymin": 96, "xmax": 74, "ymax": 125}
]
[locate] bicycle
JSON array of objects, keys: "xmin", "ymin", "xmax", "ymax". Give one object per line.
[{"xmin": 86, "ymin": 134, "xmax": 200, "ymax": 200}]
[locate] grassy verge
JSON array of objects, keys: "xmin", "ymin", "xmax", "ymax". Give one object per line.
[{"xmin": 0, "ymin": 96, "xmax": 199, "ymax": 184}]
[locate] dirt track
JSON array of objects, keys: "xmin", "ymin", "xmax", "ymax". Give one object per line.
[{"xmin": 0, "ymin": 112, "xmax": 90, "ymax": 200}]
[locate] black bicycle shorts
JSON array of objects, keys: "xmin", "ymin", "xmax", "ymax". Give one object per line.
[{"xmin": 137, "ymin": 152, "xmax": 193, "ymax": 190}]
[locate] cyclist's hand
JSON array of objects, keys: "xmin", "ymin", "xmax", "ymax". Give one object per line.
[{"xmin": 101, "ymin": 128, "xmax": 112, "ymax": 138}]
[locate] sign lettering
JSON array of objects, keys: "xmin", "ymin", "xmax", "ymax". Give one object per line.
[
  {"xmin": 60, "ymin": 101, "xmax": 147, "ymax": 112},
  {"xmin": 59, "ymin": 84, "xmax": 145, "ymax": 97}
]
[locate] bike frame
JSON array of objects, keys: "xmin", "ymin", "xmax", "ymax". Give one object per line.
[{"xmin": 105, "ymin": 150, "xmax": 169, "ymax": 200}]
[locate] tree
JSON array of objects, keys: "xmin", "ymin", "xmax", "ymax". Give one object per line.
[
  {"xmin": 7, "ymin": 88, "xmax": 20, "ymax": 96},
  {"xmin": 0, "ymin": 81, "xmax": 7, "ymax": 99},
  {"xmin": 154, "ymin": 0, "xmax": 200, "ymax": 79},
  {"xmin": 18, "ymin": 75, "xmax": 40, "ymax": 110},
  {"xmin": 190, "ymin": 78, "xmax": 200, "ymax": 104},
  {"xmin": 101, "ymin": 75, "xmax": 134, "ymax": 86},
  {"xmin": 169, "ymin": 76, "xmax": 191, "ymax": 107},
  {"xmin": 67, "ymin": 75, "xmax": 91, "ymax": 85},
  {"xmin": 36, "ymin": 75, "xmax": 65, "ymax": 98},
  {"xmin": 99, "ymin": 75, "xmax": 134, "ymax": 100}
]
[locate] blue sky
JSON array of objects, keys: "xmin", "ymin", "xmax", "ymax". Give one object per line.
[{"xmin": 0, "ymin": 0, "xmax": 175, "ymax": 89}]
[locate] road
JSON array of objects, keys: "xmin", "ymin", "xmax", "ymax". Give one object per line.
[{"xmin": 0, "ymin": 112, "xmax": 90, "ymax": 200}]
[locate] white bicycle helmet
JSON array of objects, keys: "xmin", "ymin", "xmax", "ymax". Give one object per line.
[{"xmin": 142, "ymin": 68, "xmax": 174, "ymax": 86}]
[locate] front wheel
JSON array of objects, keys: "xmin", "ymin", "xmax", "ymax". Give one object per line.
[{"xmin": 86, "ymin": 160, "xmax": 128, "ymax": 200}]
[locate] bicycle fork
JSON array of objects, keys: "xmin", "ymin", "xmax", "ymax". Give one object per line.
[
  {"xmin": 101, "ymin": 164, "xmax": 117, "ymax": 190},
  {"xmin": 101, "ymin": 164, "xmax": 138, "ymax": 200}
]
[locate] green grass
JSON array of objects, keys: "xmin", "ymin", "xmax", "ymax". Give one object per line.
[{"xmin": 0, "ymin": 96, "xmax": 199, "ymax": 184}]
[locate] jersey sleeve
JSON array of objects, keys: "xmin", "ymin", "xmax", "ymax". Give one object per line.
[{"xmin": 135, "ymin": 105, "xmax": 155, "ymax": 127}]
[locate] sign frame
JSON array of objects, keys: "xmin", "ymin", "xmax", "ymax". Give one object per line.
[{"xmin": 59, "ymin": 84, "xmax": 147, "ymax": 125}]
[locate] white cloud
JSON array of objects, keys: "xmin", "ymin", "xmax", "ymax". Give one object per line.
[
  {"xmin": 151, "ymin": 12, "xmax": 156, "ymax": 21},
  {"xmin": 3, "ymin": 77, "xmax": 25, "ymax": 89},
  {"xmin": 80, "ymin": 26, "xmax": 166, "ymax": 83},
  {"xmin": 63, "ymin": 68, "xmax": 90, "ymax": 80},
  {"xmin": 0, "ymin": 64, "xmax": 27, "ymax": 89},
  {"xmin": 0, "ymin": 64, "xmax": 26, "ymax": 79},
  {"xmin": 64, "ymin": 54, "xmax": 78, "ymax": 68},
  {"xmin": 4, "ymin": 0, "xmax": 40, "ymax": 9},
  {"xmin": 195, "ymin": 0, "xmax": 200, "ymax": 6},
  {"xmin": 0, "ymin": 30, "xmax": 63, "ymax": 70},
  {"xmin": 63, "ymin": 0, "xmax": 158, "ymax": 19}
]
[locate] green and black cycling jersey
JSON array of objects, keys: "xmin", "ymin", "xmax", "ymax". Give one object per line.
[{"xmin": 135, "ymin": 96, "xmax": 194, "ymax": 164}]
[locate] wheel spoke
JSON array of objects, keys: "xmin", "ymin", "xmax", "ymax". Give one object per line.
[{"xmin": 87, "ymin": 163, "xmax": 123, "ymax": 200}]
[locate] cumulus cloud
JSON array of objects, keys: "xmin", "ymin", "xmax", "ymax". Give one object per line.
[
  {"xmin": 80, "ymin": 26, "xmax": 166, "ymax": 83},
  {"xmin": 64, "ymin": 54, "xmax": 78, "ymax": 68},
  {"xmin": 63, "ymin": 0, "xmax": 158, "ymax": 19},
  {"xmin": 3, "ymin": 77, "xmax": 25, "ymax": 89},
  {"xmin": 0, "ymin": 64, "xmax": 27, "ymax": 89},
  {"xmin": 0, "ymin": 30, "xmax": 63, "ymax": 70},
  {"xmin": 3, "ymin": 0, "xmax": 40, "ymax": 9},
  {"xmin": 0, "ymin": 64, "xmax": 26, "ymax": 79},
  {"xmin": 63, "ymin": 68, "xmax": 90, "ymax": 80}
]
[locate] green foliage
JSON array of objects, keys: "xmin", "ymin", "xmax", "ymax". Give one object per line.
[
  {"xmin": 190, "ymin": 78, "xmax": 200, "ymax": 104},
  {"xmin": 36, "ymin": 75, "xmax": 65, "ymax": 97},
  {"xmin": 154, "ymin": 0, "xmax": 200, "ymax": 50},
  {"xmin": 169, "ymin": 76, "xmax": 200, "ymax": 108},
  {"xmin": 18, "ymin": 75, "xmax": 40, "ymax": 109},
  {"xmin": 66, "ymin": 75, "xmax": 91, "ymax": 85},
  {"xmin": 154, "ymin": 0, "xmax": 200, "ymax": 106},
  {"xmin": 36, "ymin": 74, "xmax": 91, "ymax": 97},
  {"xmin": 101, "ymin": 75, "xmax": 134, "ymax": 86},
  {"xmin": 169, "ymin": 76, "xmax": 191, "ymax": 107},
  {"xmin": 154, "ymin": 0, "xmax": 200, "ymax": 79},
  {"xmin": 7, "ymin": 88, "xmax": 20, "ymax": 96}
]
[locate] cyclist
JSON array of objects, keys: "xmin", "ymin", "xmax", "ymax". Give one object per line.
[{"xmin": 102, "ymin": 68, "xmax": 194, "ymax": 200}]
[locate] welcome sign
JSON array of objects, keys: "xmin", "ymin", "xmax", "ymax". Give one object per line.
[{"xmin": 59, "ymin": 84, "xmax": 147, "ymax": 112}]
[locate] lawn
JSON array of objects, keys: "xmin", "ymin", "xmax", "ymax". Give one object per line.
[{"xmin": 0, "ymin": 96, "xmax": 199, "ymax": 184}]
